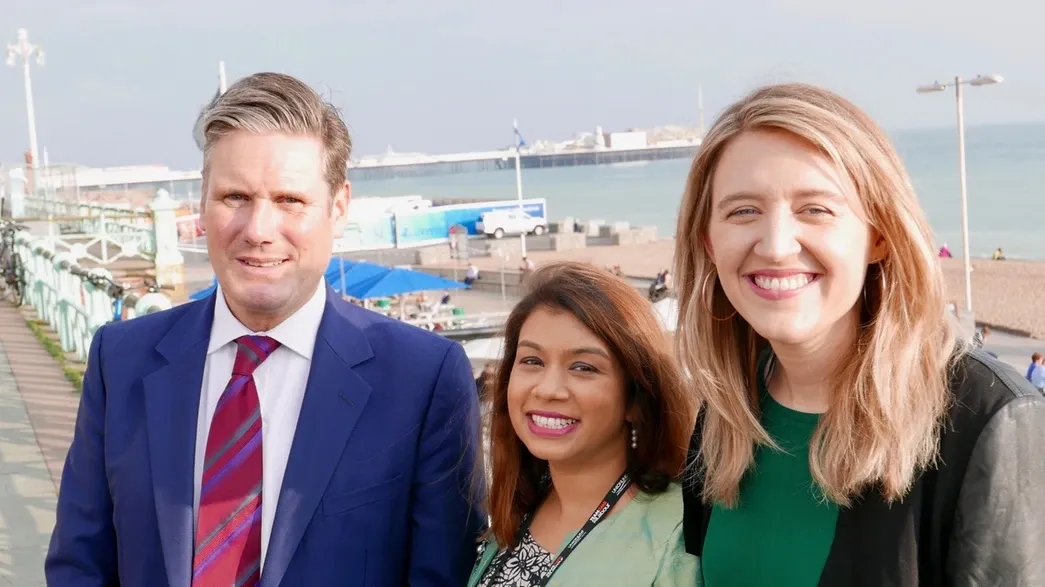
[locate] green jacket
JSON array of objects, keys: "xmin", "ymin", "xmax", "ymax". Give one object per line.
[{"xmin": 468, "ymin": 483, "xmax": 702, "ymax": 586}]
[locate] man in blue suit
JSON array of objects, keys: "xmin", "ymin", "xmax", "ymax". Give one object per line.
[{"xmin": 45, "ymin": 72, "xmax": 486, "ymax": 586}]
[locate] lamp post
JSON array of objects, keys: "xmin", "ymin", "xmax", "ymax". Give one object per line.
[
  {"xmin": 513, "ymin": 119, "xmax": 527, "ymax": 257},
  {"xmin": 916, "ymin": 74, "xmax": 1002, "ymax": 315},
  {"xmin": 6, "ymin": 28, "xmax": 45, "ymax": 198}
]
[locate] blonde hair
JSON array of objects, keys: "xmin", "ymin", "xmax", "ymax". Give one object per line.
[
  {"xmin": 675, "ymin": 82, "xmax": 959, "ymax": 507},
  {"xmin": 194, "ymin": 72, "xmax": 352, "ymax": 195}
]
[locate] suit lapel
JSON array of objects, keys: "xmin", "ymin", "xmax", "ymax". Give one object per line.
[
  {"xmin": 143, "ymin": 296, "xmax": 214, "ymax": 587},
  {"xmin": 262, "ymin": 288, "xmax": 374, "ymax": 587}
]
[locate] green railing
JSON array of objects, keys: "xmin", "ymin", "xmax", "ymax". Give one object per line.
[
  {"xmin": 14, "ymin": 230, "xmax": 173, "ymax": 362},
  {"xmin": 19, "ymin": 196, "xmax": 158, "ymax": 262}
]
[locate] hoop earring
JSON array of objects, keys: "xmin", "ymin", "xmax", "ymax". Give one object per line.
[{"xmin": 700, "ymin": 270, "xmax": 737, "ymax": 321}]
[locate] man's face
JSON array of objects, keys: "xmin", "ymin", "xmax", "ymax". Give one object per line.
[{"xmin": 200, "ymin": 131, "xmax": 349, "ymax": 331}]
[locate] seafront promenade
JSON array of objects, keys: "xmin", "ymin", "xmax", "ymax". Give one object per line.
[{"xmin": 0, "ymin": 301, "xmax": 76, "ymax": 586}]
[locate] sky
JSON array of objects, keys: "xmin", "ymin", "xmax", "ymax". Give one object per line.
[{"xmin": 2, "ymin": 0, "xmax": 1044, "ymax": 171}]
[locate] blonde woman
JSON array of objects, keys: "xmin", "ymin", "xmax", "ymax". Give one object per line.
[{"xmin": 674, "ymin": 83, "xmax": 1045, "ymax": 586}]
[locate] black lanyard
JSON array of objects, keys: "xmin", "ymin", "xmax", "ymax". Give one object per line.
[{"xmin": 485, "ymin": 471, "xmax": 632, "ymax": 586}]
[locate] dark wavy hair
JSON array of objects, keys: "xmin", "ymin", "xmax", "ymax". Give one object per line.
[{"xmin": 485, "ymin": 261, "xmax": 695, "ymax": 547}]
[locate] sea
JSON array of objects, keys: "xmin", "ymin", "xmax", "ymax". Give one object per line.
[{"xmin": 349, "ymin": 122, "xmax": 1045, "ymax": 261}]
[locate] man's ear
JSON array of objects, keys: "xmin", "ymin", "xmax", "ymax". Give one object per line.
[
  {"xmin": 332, "ymin": 180, "xmax": 351, "ymax": 233},
  {"xmin": 197, "ymin": 191, "xmax": 207, "ymax": 234}
]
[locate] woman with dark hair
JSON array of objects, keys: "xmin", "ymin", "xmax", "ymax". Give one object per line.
[{"xmin": 468, "ymin": 261, "xmax": 699, "ymax": 586}]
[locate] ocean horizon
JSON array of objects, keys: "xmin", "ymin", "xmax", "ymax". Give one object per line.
[{"xmin": 350, "ymin": 121, "xmax": 1045, "ymax": 261}]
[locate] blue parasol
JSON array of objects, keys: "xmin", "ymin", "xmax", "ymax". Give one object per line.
[{"xmin": 342, "ymin": 267, "xmax": 467, "ymax": 300}]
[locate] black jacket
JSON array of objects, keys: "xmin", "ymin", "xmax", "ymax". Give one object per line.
[{"xmin": 683, "ymin": 349, "xmax": 1045, "ymax": 586}]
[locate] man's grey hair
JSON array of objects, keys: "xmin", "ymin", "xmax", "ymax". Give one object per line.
[{"xmin": 193, "ymin": 72, "xmax": 352, "ymax": 194}]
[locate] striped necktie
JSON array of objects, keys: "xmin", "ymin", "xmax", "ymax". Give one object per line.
[{"xmin": 192, "ymin": 335, "xmax": 280, "ymax": 587}]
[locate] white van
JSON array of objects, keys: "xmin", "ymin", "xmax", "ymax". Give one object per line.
[{"xmin": 476, "ymin": 209, "xmax": 546, "ymax": 239}]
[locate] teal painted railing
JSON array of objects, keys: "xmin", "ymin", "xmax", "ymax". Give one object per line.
[{"xmin": 14, "ymin": 230, "xmax": 173, "ymax": 362}]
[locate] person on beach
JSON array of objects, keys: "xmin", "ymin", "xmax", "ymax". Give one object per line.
[
  {"xmin": 46, "ymin": 72, "xmax": 484, "ymax": 586},
  {"xmin": 674, "ymin": 82, "xmax": 1045, "ymax": 586},
  {"xmin": 649, "ymin": 270, "xmax": 673, "ymax": 302},
  {"xmin": 466, "ymin": 262, "xmax": 481, "ymax": 285},
  {"xmin": 1028, "ymin": 352, "xmax": 1045, "ymax": 391},
  {"xmin": 469, "ymin": 262, "xmax": 699, "ymax": 586},
  {"xmin": 520, "ymin": 256, "xmax": 536, "ymax": 273}
]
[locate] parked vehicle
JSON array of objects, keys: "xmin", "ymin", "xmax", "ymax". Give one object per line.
[{"xmin": 476, "ymin": 209, "xmax": 546, "ymax": 239}]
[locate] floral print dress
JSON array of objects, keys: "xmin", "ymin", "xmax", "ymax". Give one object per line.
[{"xmin": 477, "ymin": 531, "xmax": 554, "ymax": 587}]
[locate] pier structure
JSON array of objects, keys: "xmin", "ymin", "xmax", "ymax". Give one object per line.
[
  {"xmin": 2, "ymin": 123, "xmax": 702, "ymax": 203},
  {"xmin": 348, "ymin": 142, "xmax": 701, "ymax": 180},
  {"xmin": 5, "ymin": 141, "xmax": 700, "ymax": 204}
]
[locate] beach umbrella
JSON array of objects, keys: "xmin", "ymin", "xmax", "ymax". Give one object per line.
[
  {"xmin": 343, "ymin": 267, "xmax": 467, "ymax": 300},
  {"xmin": 187, "ymin": 257, "xmax": 379, "ymax": 301},
  {"xmin": 326, "ymin": 259, "xmax": 387, "ymax": 294},
  {"xmin": 189, "ymin": 277, "xmax": 218, "ymax": 301}
]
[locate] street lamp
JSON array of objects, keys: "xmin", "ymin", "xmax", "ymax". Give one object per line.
[
  {"xmin": 6, "ymin": 28, "xmax": 45, "ymax": 198},
  {"xmin": 916, "ymin": 74, "xmax": 1002, "ymax": 316},
  {"xmin": 512, "ymin": 118, "xmax": 527, "ymax": 257}
]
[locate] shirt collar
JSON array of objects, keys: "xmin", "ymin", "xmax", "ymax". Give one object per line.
[{"xmin": 208, "ymin": 278, "xmax": 327, "ymax": 359}]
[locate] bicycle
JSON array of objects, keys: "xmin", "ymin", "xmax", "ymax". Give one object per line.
[
  {"xmin": 92, "ymin": 274, "xmax": 127, "ymax": 322},
  {"xmin": 142, "ymin": 277, "xmax": 175, "ymax": 294},
  {"xmin": 105, "ymin": 277, "xmax": 173, "ymax": 321},
  {"xmin": 67, "ymin": 264, "xmax": 128, "ymax": 322},
  {"xmin": 0, "ymin": 221, "xmax": 29, "ymax": 306}
]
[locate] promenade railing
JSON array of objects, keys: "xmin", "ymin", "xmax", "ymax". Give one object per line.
[
  {"xmin": 18, "ymin": 194, "xmax": 165, "ymax": 266},
  {"xmin": 10, "ymin": 227, "xmax": 173, "ymax": 363},
  {"xmin": 0, "ymin": 187, "xmax": 187, "ymax": 363}
]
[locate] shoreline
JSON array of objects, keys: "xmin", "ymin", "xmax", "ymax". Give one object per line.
[{"xmin": 419, "ymin": 238, "xmax": 1045, "ymax": 340}]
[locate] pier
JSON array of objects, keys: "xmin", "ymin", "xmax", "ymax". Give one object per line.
[{"xmin": 348, "ymin": 143, "xmax": 701, "ymax": 180}]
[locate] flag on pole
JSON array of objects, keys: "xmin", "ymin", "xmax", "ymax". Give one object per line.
[{"xmin": 513, "ymin": 119, "xmax": 527, "ymax": 149}]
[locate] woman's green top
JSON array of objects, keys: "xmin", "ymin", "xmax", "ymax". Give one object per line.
[
  {"xmin": 468, "ymin": 483, "xmax": 701, "ymax": 587},
  {"xmin": 701, "ymin": 355, "xmax": 840, "ymax": 586}
]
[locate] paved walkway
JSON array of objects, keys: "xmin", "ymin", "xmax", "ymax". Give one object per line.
[
  {"xmin": 981, "ymin": 330, "xmax": 1041, "ymax": 373},
  {"xmin": 0, "ymin": 302, "xmax": 79, "ymax": 586}
]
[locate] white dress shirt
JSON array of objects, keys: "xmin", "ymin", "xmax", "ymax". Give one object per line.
[{"xmin": 193, "ymin": 280, "xmax": 326, "ymax": 571}]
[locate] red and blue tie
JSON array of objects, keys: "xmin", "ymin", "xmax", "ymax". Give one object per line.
[{"xmin": 192, "ymin": 335, "xmax": 280, "ymax": 587}]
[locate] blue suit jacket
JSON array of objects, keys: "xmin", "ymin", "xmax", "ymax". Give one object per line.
[{"xmin": 45, "ymin": 286, "xmax": 486, "ymax": 586}]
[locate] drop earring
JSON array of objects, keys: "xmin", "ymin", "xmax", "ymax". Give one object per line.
[{"xmin": 630, "ymin": 426, "xmax": 638, "ymax": 450}]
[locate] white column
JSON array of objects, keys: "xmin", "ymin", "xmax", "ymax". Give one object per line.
[{"xmin": 150, "ymin": 189, "xmax": 186, "ymax": 300}]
